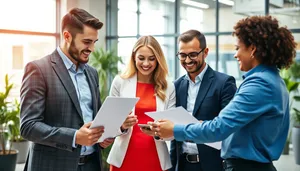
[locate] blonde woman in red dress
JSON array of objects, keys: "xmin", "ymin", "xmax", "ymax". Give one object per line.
[{"xmin": 107, "ymin": 35, "xmax": 175, "ymax": 171}]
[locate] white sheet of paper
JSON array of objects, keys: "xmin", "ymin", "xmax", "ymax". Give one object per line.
[
  {"xmin": 90, "ymin": 96, "xmax": 139, "ymax": 142},
  {"xmin": 145, "ymin": 106, "xmax": 222, "ymax": 150}
]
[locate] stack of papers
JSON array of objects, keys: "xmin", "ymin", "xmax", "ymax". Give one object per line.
[{"xmin": 145, "ymin": 106, "xmax": 221, "ymax": 150}]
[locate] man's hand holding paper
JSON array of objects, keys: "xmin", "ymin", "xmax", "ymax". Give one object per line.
[
  {"xmin": 75, "ymin": 122, "xmax": 105, "ymax": 146},
  {"xmin": 90, "ymin": 97, "xmax": 139, "ymax": 142}
]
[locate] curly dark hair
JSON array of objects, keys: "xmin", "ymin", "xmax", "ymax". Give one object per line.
[{"xmin": 232, "ymin": 15, "xmax": 297, "ymax": 69}]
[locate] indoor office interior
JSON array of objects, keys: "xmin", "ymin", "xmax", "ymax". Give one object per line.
[{"xmin": 0, "ymin": 0, "xmax": 299, "ymax": 171}]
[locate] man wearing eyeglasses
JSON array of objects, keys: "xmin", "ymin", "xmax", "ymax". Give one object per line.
[{"xmin": 169, "ymin": 30, "xmax": 237, "ymax": 171}]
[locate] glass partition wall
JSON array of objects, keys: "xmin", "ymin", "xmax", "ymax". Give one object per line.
[{"xmin": 107, "ymin": 0, "xmax": 300, "ymax": 82}]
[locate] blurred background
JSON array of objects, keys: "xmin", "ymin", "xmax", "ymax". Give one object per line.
[
  {"xmin": 0, "ymin": 0, "xmax": 299, "ymax": 171},
  {"xmin": 1, "ymin": 0, "xmax": 300, "ymax": 99}
]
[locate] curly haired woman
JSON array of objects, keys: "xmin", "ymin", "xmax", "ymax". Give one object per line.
[{"xmin": 151, "ymin": 15, "xmax": 297, "ymax": 171}]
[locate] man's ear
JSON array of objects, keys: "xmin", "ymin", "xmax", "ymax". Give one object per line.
[
  {"xmin": 204, "ymin": 48, "xmax": 209, "ymax": 58},
  {"xmin": 63, "ymin": 31, "xmax": 72, "ymax": 43},
  {"xmin": 205, "ymin": 48, "xmax": 209, "ymax": 54}
]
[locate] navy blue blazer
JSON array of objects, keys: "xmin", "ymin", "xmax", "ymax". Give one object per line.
[{"xmin": 170, "ymin": 65, "xmax": 237, "ymax": 171}]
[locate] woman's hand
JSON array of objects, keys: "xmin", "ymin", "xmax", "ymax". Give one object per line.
[
  {"xmin": 99, "ymin": 138, "xmax": 114, "ymax": 148},
  {"xmin": 121, "ymin": 114, "xmax": 138, "ymax": 131}
]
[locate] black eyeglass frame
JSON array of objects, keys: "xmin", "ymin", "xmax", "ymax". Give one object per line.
[{"xmin": 176, "ymin": 48, "xmax": 206, "ymax": 61}]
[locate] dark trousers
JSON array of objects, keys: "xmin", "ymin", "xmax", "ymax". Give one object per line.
[
  {"xmin": 223, "ymin": 158, "xmax": 277, "ymax": 171},
  {"xmin": 178, "ymin": 153, "xmax": 203, "ymax": 171},
  {"xmin": 77, "ymin": 153, "xmax": 101, "ymax": 171}
]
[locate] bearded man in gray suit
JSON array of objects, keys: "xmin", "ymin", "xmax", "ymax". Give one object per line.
[{"xmin": 20, "ymin": 8, "xmax": 113, "ymax": 171}]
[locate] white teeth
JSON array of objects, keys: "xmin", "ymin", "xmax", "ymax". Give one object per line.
[
  {"xmin": 186, "ymin": 63, "xmax": 194, "ymax": 67},
  {"xmin": 142, "ymin": 67, "xmax": 150, "ymax": 71},
  {"xmin": 83, "ymin": 51, "xmax": 90, "ymax": 55}
]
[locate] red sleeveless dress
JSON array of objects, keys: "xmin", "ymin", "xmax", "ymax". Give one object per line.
[{"xmin": 110, "ymin": 82, "xmax": 162, "ymax": 171}]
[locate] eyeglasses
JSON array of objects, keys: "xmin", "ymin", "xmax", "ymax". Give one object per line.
[{"xmin": 176, "ymin": 48, "xmax": 206, "ymax": 61}]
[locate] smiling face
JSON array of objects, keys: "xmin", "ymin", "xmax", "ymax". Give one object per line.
[
  {"xmin": 178, "ymin": 37, "xmax": 208, "ymax": 80},
  {"xmin": 64, "ymin": 25, "xmax": 98, "ymax": 65},
  {"xmin": 134, "ymin": 46, "xmax": 157, "ymax": 82},
  {"xmin": 234, "ymin": 38, "xmax": 258, "ymax": 72}
]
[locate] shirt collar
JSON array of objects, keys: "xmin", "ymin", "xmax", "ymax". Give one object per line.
[
  {"xmin": 242, "ymin": 64, "xmax": 277, "ymax": 79},
  {"xmin": 56, "ymin": 46, "xmax": 86, "ymax": 73},
  {"xmin": 184, "ymin": 63, "xmax": 208, "ymax": 83}
]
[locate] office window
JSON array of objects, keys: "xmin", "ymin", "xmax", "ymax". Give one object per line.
[
  {"xmin": 0, "ymin": 0, "xmax": 58, "ymax": 99},
  {"xmin": 107, "ymin": 0, "xmax": 300, "ymax": 82},
  {"xmin": 0, "ymin": 0, "xmax": 56, "ymax": 33},
  {"xmin": 180, "ymin": 0, "xmax": 216, "ymax": 33},
  {"xmin": 219, "ymin": 1, "xmax": 245, "ymax": 32},
  {"xmin": 269, "ymin": 1, "xmax": 300, "ymax": 30},
  {"xmin": 218, "ymin": 35, "xmax": 243, "ymax": 83},
  {"xmin": 154, "ymin": 37, "xmax": 176, "ymax": 79},
  {"xmin": 118, "ymin": 0, "xmax": 137, "ymax": 36},
  {"xmin": 140, "ymin": 0, "xmax": 175, "ymax": 35},
  {"xmin": 0, "ymin": 34, "xmax": 56, "ymax": 93},
  {"xmin": 117, "ymin": 38, "xmax": 137, "ymax": 72}
]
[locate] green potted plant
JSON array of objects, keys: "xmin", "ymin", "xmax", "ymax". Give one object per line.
[
  {"xmin": 292, "ymin": 95, "xmax": 300, "ymax": 165},
  {"xmin": 89, "ymin": 47, "xmax": 123, "ymax": 170},
  {"xmin": 280, "ymin": 61, "xmax": 300, "ymax": 166},
  {"xmin": 0, "ymin": 74, "xmax": 20, "ymax": 171},
  {"xmin": 280, "ymin": 71, "xmax": 299, "ymax": 155},
  {"xmin": 8, "ymin": 100, "xmax": 30, "ymax": 164},
  {"xmin": 89, "ymin": 47, "xmax": 123, "ymax": 101}
]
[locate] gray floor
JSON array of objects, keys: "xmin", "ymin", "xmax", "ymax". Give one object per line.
[{"xmin": 15, "ymin": 151, "xmax": 300, "ymax": 171}]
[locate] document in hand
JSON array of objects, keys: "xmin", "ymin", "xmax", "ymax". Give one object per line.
[
  {"xmin": 145, "ymin": 106, "xmax": 222, "ymax": 150},
  {"xmin": 90, "ymin": 96, "xmax": 139, "ymax": 142}
]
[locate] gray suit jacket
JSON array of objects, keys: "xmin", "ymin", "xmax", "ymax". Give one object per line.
[{"xmin": 20, "ymin": 50, "xmax": 102, "ymax": 171}]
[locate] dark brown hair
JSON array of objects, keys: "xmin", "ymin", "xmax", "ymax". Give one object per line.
[
  {"xmin": 61, "ymin": 8, "xmax": 103, "ymax": 38},
  {"xmin": 178, "ymin": 30, "xmax": 206, "ymax": 49},
  {"xmin": 233, "ymin": 15, "xmax": 297, "ymax": 69}
]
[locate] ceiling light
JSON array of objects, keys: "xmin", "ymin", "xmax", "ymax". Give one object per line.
[
  {"xmin": 182, "ymin": 0, "xmax": 209, "ymax": 9},
  {"xmin": 213, "ymin": 0, "xmax": 234, "ymax": 6}
]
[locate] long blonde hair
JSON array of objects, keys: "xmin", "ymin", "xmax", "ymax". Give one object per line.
[{"xmin": 121, "ymin": 36, "xmax": 168, "ymax": 101}]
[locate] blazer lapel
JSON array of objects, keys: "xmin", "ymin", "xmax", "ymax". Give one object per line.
[
  {"xmin": 122, "ymin": 74, "xmax": 164, "ymax": 113},
  {"xmin": 178, "ymin": 79, "xmax": 188, "ymax": 109},
  {"xmin": 122, "ymin": 75, "xmax": 137, "ymax": 115},
  {"xmin": 51, "ymin": 50, "xmax": 83, "ymax": 119},
  {"xmin": 192, "ymin": 66, "xmax": 214, "ymax": 116},
  {"xmin": 84, "ymin": 69, "xmax": 98, "ymax": 118},
  {"xmin": 123, "ymin": 74, "xmax": 137, "ymax": 98}
]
